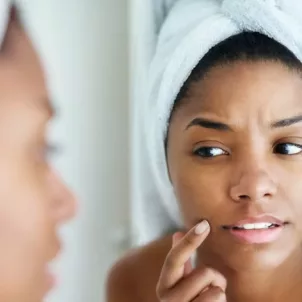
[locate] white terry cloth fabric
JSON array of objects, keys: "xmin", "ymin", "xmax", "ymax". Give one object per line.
[
  {"xmin": 153, "ymin": 0, "xmax": 181, "ymax": 34},
  {"xmin": 131, "ymin": 0, "xmax": 182, "ymax": 245},
  {"xmin": 139, "ymin": 0, "xmax": 302, "ymax": 243},
  {"xmin": 0, "ymin": 1, "xmax": 56, "ymax": 104},
  {"xmin": 0, "ymin": 0, "xmax": 12, "ymax": 46}
]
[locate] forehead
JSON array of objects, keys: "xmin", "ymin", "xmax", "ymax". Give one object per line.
[
  {"xmin": 174, "ymin": 61, "xmax": 302, "ymax": 121},
  {"xmin": 0, "ymin": 58, "xmax": 46, "ymax": 98},
  {"xmin": 0, "ymin": 20, "xmax": 48, "ymax": 110}
]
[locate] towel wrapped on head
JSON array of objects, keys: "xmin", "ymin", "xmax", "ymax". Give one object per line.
[
  {"xmin": 140, "ymin": 0, "xmax": 302, "ymax": 243},
  {"xmin": 0, "ymin": 0, "xmax": 12, "ymax": 46}
]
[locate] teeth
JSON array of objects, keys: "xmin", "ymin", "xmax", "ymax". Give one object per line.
[{"xmin": 236, "ymin": 223, "xmax": 273, "ymax": 230}]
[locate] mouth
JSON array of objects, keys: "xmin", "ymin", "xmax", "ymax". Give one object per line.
[
  {"xmin": 44, "ymin": 265, "xmax": 57, "ymax": 292},
  {"xmin": 223, "ymin": 222, "xmax": 283, "ymax": 230},
  {"xmin": 50, "ymin": 239, "xmax": 63, "ymax": 261},
  {"xmin": 44, "ymin": 240, "xmax": 62, "ymax": 292},
  {"xmin": 222, "ymin": 215, "xmax": 289, "ymax": 244}
]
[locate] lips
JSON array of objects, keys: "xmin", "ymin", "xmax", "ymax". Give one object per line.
[
  {"xmin": 44, "ymin": 265, "xmax": 57, "ymax": 292},
  {"xmin": 222, "ymin": 215, "xmax": 288, "ymax": 244},
  {"xmin": 229, "ymin": 222, "xmax": 279, "ymax": 230},
  {"xmin": 44, "ymin": 239, "xmax": 62, "ymax": 292},
  {"xmin": 222, "ymin": 215, "xmax": 285, "ymax": 230},
  {"xmin": 49, "ymin": 237, "xmax": 62, "ymax": 262}
]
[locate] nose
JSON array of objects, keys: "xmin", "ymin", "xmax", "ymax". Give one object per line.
[
  {"xmin": 49, "ymin": 168, "xmax": 77, "ymax": 223},
  {"xmin": 229, "ymin": 165, "xmax": 277, "ymax": 203}
]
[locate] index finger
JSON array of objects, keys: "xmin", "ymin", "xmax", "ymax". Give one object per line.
[{"xmin": 158, "ymin": 220, "xmax": 210, "ymax": 289}]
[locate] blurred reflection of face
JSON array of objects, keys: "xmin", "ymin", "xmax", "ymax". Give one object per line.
[{"xmin": 0, "ymin": 15, "xmax": 76, "ymax": 302}]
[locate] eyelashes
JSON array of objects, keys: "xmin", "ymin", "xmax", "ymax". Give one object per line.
[
  {"xmin": 273, "ymin": 143, "xmax": 302, "ymax": 155},
  {"xmin": 193, "ymin": 146, "xmax": 228, "ymax": 158},
  {"xmin": 193, "ymin": 143, "xmax": 302, "ymax": 159}
]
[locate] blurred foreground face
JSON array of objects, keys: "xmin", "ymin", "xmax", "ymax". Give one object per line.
[{"xmin": 0, "ymin": 15, "xmax": 76, "ymax": 302}]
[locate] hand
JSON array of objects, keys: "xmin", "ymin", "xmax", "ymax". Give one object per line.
[{"xmin": 156, "ymin": 221, "xmax": 227, "ymax": 301}]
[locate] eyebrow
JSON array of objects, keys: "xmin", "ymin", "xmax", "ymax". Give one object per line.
[
  {"xmin": 271, "ymin": 114, "xmax": 302, "ymax": 128},
  {"xmin": 185, "ymin": 117, "xmax": 232, "ymax": 131},
  {"xmin": 185, "ymin": 114, "xmax": 302, "ymax": 131}
]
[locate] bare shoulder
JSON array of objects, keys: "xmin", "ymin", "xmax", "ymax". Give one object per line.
[{"xmin": 105, "ymin": 234, "xmax": 172, "ymax": 302}]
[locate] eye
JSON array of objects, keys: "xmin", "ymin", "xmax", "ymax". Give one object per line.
[
  {"xmin": 274, "ymin": 143, "xmax": 302, "ymax": 155},
  {"xmin": 193, "ymin": 146, "xmax": 227, "ymax": 158}
]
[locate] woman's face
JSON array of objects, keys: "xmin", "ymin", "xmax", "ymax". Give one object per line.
[
  {"xmin": 167, "ymin": 60, "xmax": 302, "ymax": 271},
  {"xmin": 0, "ymin": 17, "xmax": 76, "ymax": 302}
]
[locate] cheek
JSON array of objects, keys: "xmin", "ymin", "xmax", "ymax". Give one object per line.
[
  {"xmin": 172, "ymin": 162, "xmax": 228, "ymax": 228},
  {"xmin": 0, "ymin": 167, "xmax": 55, "ymax": 300},
  {"xmin": 0, "ymin": 158, "xmax": 55, "ymax": 276},
  {"xmin": 269, "ymin": 162, "xmax": 302, "ymax": 220},
  {"xmin": 0, "ymin": 201, "xmax": 47, "ymax": 301},
  {"xmin": 280, "ymin": 168, "xmax": 302, "ymax": 225},
  {"xmin": 0, "ymin": 172, "xmax": 51, "ymax": 247}
]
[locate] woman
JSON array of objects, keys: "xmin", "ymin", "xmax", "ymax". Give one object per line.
[
  {"xmin": 0, "ymin": 8, "xmax": 76, "ymax": 302},
  {"xmin": 107, "ymin": 19, "xmax": 302, "ymax": 302}
]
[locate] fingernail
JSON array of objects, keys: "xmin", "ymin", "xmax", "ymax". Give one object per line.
[{"xmin": 195, "ymin": 221, "xmax": 210, "ymax": 235}]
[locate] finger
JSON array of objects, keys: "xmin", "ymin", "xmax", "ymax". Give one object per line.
[
  {"xmin": 172, "ymin": 232, "xmax": 183, "ymax": 247},
  {"xmin": 184, "ymin": 255, "xmax": 193, "ymax": 276},
  {"xmin": 197, "ymin": 267, "xmax": 227, "ymax": 293},
  {"xmin": 173, "ymin": 232, "xmax": 193, "ymax": 276},
  {"xmin": 157, "ymin": 221, "xmax": 210, "ymax": 292},
  {"xmin": 195, "ymin": 286, "xmax": 227, "ymax": 302},
  {"xmin": 159, "ymin": 267, "xmax": 226, "ymax": 302}
]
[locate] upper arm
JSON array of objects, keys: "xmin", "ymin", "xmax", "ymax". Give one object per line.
[{"xmin": 105, "ymin": 235, "xmax": 173, "ymax": 302}]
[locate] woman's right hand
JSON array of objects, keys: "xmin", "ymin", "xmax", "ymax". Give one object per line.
[{"xmin": 156, "ymin": 221, "xmax": 227, "ymax": 301}]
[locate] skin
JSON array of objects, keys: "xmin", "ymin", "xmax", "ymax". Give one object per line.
[
  {"xmin": 167, "ymin": 61, "xmax": 302, "ymax": 301},
  {"xmin": 0, "ymin": 13, "xmax": 76, "ymax": 302},
  {"xmin": 107, "ymin": 60, "xmax": 302, "ymax": 302}
]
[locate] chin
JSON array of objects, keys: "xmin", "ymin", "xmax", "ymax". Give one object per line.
[
  {"xmin": 226, "ymin": 247, "xmax": 293, "ymax": 271},
  {"xmin": 215, "ymin": 239, "xmax": 300, "ymax": 273},
  {"xmin": 203, "ymin": 231, "xmax": 300, "ymax": 273}
]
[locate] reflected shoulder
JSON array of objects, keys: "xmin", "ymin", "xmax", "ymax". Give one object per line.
[{"xmin": 105, "ymin": 234, "xmax": 172, "ymax": 302}]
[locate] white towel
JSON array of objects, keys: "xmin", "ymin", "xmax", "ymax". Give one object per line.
[
  {"xmin": 139, "ymin": 0, "xmax": 302, "ymax": 244},
  {"xmin": 0, "ymin": 0, "xmax": 12, "ymax": 46},
  {"xmin": 131, "ymin": 0, "xmax": 182, "ymax": 245}
]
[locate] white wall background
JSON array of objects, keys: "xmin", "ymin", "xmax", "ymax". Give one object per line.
[{"xmin": 17, "ymin": 1, "xmax": 130, "ymax": 302}]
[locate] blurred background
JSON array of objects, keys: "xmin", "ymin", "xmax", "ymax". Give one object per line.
[
  {"xmin": 15, "ymin": 0, "xmax": 176, "ymax": 301},
  {"xmin": 18, "ymin": 1, "xmax": 129, "ymax": 302}
]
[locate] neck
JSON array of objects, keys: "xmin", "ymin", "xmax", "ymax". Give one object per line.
[{"xmin": 197, "ymin": 248, "xmax": 302, "ymax": 302}]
